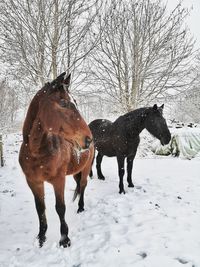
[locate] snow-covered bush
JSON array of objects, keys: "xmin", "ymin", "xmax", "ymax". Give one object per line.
[{"xmin": 152, "ymin": 127, "xmax": 200, "ymax": 159}]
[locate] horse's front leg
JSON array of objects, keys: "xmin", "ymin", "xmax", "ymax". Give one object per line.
[
  {"xmin": 52, "ymin": 177, "xmax": 71, "ymax": 248},
  {"xmin": 127, "ymin": 153, "xmax": 137, "ymax": 187},
  {"xmin": 116, "ymin": 155, "xmax": 125, "ymax": 194},
  {"xmin": 27, "ymin": 180, "xmax": 47, "ymax": 247}
]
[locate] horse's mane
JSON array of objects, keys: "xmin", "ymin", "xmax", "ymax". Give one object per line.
[
  {"xmin": 22, "ymin": 83, "xmax": 50, "ymax": 144},
  {"xmin": 114, "ymin": 107, "xmax": 150, "ymax": 124}
]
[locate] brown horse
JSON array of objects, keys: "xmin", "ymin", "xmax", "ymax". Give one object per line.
[{"xmin": 19, "ymin": 72, "xmax": 94, "ymax": 248}]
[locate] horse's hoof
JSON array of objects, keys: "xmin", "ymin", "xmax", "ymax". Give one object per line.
[
  {"xmin": 59, "ymin": 236, "xmax": 71, "ymax": 248},
  {"xmin": 119, "ymin": 189, "xmax": 126, "ymax": 194},
  {"xmin": 37, "ymin": 234, "xmax": 46, "ymax": 248},
  {"xmin": 128, "ymin": 183, "xmax": 134, "ymax": 188},
  {"xmin": 77, "ymin": 207, "xmax": 84, "ymax": 213},
  {"xmin": 98, "ymin": 176, "xmax": 105, "ymax": 180}
]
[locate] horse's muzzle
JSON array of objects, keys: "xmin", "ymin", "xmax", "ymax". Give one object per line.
[
  {"xmin": 161, "ymin": 132, "xmax": 171, "ymax": 146},
  {"xmin": 84, "ymin": 136, "xmax": 93, "ymax": 149}
]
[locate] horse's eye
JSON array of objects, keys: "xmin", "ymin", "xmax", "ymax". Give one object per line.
[
  {"xmin": 69, "ymin": 102, "xmax": 76, "ymax": 110},
  {"xmin": 60, "ymin": 99, "xmax": 68, "ymax": 107},
  {"xmin": 60, "ymin": 99, "xmax": 76, "ymax": 110}
]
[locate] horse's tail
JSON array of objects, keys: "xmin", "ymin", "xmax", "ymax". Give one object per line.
[{"xmin": 73, "ymin": 172, "xmax": 81, "ymax": 201}]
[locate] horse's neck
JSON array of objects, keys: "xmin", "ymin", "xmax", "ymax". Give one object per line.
[
  {"xmin": 23, "ymin": 85, "xmax": 49, "ymax": 143},
  {"xmin": 119, "ymin": 109, "xmax": 147, "ymax": 137},
  {"xmin": 28, "ymin": 119, "xmax": 46, "ymax": 156}
]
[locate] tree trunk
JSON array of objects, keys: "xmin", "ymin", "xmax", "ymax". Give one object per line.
[
  {"xmin": 0, "ymin": 134, "xmax": 4, "ymax": 167},
  {"xmin": 52, "ymin": 0, "xmax": 59, "ymax": 79}
]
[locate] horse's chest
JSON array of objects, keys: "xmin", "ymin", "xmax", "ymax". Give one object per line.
[
  {"xmin": 115, "ymin": 138, "xmax": 139, "ymax": 156},
  {"xmin": 34, "ymin": 154, "xmax": 65, "ymax": 180},
  {"xmin": 20, "ymin": 143, "xmax": 66, "ymax": 179}
]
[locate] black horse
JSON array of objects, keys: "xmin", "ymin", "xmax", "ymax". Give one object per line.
[{"xmin": 89, "ymin": 104, "xmax": 171, "ymax": 194}]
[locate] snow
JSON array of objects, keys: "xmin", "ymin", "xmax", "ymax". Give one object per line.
[{"xmin": 0, "ymin": 133, "xmax": 200, "ymax": 267}]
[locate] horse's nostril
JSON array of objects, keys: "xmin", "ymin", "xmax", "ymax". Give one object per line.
[
  {"xmin": 162, "ymin": 133, "xmax": 171, "ymax": 145},
  {"xmin": 85, "ymin": 136, "xmax": 92, "ymax": 148}
]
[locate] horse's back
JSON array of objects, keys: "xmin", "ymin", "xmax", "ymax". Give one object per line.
[
  {"xmin": 89, "ymin": 119, "xmax": 112, "ymax": 140},
  {"xmin": 89, "ymin": 119, "xmax": 117, "ymax": 156}
]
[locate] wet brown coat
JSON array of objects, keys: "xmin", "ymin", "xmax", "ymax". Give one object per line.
[{"xmin": 19, "ymin": 73, "xmax": 94, "ymax": 247}]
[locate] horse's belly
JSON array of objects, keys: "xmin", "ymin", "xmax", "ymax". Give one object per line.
[{"xmin": 95, "ymin": 140, "xmax": 116, "ymax": 157}]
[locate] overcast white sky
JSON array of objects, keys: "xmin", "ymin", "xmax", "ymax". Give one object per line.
[{"xmin": 167, "ymin": 0, "xmax": 200, "ymax": 48}]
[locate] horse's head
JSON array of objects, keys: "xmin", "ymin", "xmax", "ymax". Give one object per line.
[
  {"xmin": 145, "ymin": 104, "xmax": 171, "ymax": 145},
  {"xmin": 38, "ymin": 72, "xmax": 93, "ymax": 150}
]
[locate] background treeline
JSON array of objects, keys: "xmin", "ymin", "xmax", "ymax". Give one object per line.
[{"xmin": 0, "ymin": 0, "xmax": 200, "ymax": 132}]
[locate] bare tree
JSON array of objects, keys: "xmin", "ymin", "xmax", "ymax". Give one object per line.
[
  {"xmin": 0, "ymin": 133, "xmax": 3, "ymax": 167},
  {"xmin": 174, "ymin": 91, "xmax": 200, "ymax": 123},
  {"xmin": 88, "ymin": 0, "xmax": 197, "ymax": 112},
  {"xmin": 173, "ymin": 53, "xmax": 200, "ymax": 123},
  {"xmin": 0, "ymin": 0, "xmax": 101, "ymax": 93},
  {"xmin": 0, "ymin": 79, "xmax": 19, "ymax": 131}
]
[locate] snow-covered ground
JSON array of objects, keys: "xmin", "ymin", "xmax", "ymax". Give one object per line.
[{"xmin": 0, "ymin": 133, "xmax": 200, "ymax": 267}]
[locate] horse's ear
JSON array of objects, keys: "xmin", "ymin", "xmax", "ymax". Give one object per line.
[
  {"xmin": 153, "ymin": 104, "xmax": 158, "ymax": 111},
  {"xmin": 63, "ymin": 73, "xmax": 71, "ymax": 91},
  {"xmin": 158, "ymin": 104, "xmax": 164, "ymax": 115},
  {"xmin": 160, "ymin": 104, "xmax": 164, "ymax": 109},
  {"xmin": 51, "ymin": 72, "xmax": 66, "ymax": 87}
]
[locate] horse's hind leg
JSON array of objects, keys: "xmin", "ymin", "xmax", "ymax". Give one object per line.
[
  {"xmin": 74, "ymin": 148, "xmax": 94, "ymax": 213},
  {"xmin": 96, "ymin": 152, "xmax": 105, "ymax": 180},
  {"xmin": 89, "ymin": 169, "xmax": 93, "ymax": 178},
  {"xmin": 52, "ymin": 177, "xmax": 71, "ymax": 247},
  {"xmin": 74, "ymin": 172, "xmax": 87, "ymax": 213},
  {"xmin": 89, "ymin": 151, "xmax": 95, "ymax": 178},
  {"xmin": 27, "ymin": 180, "xmax": 47, "ymax": 247}
]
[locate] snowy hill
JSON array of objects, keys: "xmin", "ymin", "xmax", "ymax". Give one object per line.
[{"xmin": 0, "ymin": 133, "xmax": 200, "ymax": 267}]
